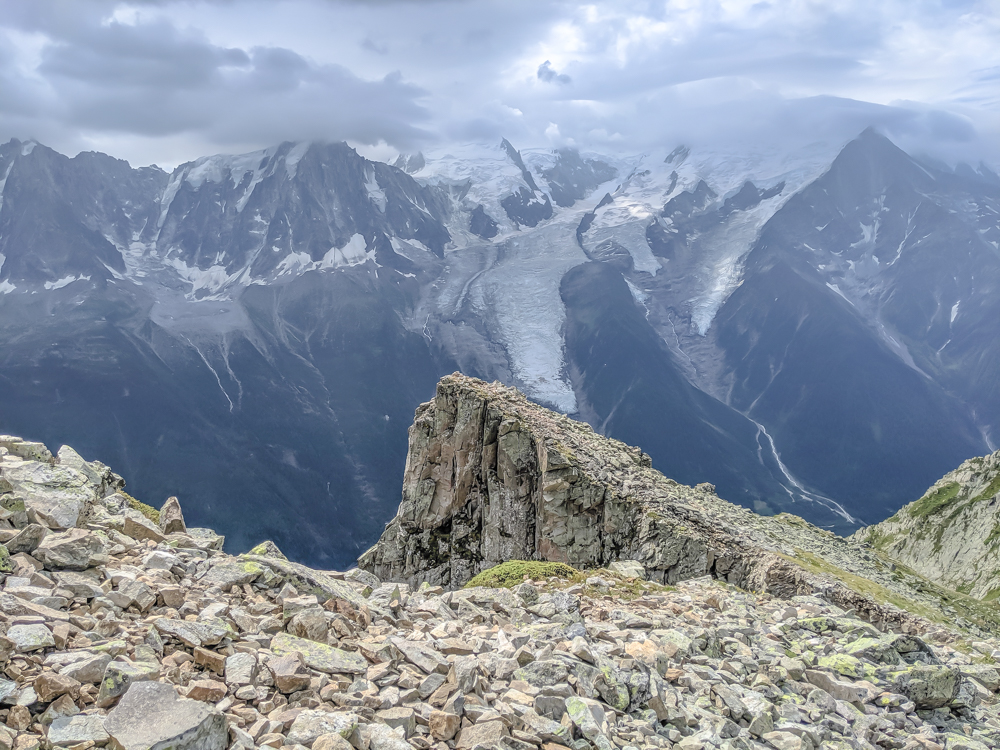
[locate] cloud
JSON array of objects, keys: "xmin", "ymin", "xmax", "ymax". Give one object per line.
[
  {"xmin": 537, "ymin": 60, "xmax": 570, "ymax": 84},
  {"xmin": 0, "ymin": 5, "xmax": 431, "ymax": 164},
  {"xmin": 0, "ymin": 0, "xmax": 997, "ymax": 167}
]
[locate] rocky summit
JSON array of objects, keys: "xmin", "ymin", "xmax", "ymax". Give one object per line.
[{"xmin": 0, "ymin": 378, "xmax": 999, "ymax": 750}]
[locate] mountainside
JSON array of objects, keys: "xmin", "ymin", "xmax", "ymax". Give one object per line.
[
  {"xmin": 1, "ymin": 131, "xmax": 999, "ymax": 564},
  {"xmin": 853, "ymin": 449, "xmax": 1000, "ymax": 600},
  {"xmin": 3, "ymin": 402, "xmax": 1000, "ymax": 749}
]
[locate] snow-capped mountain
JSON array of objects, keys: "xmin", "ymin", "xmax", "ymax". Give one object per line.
[{"xmin": 0, "ymin": 129, "xmax": 997, "ymax": 565}]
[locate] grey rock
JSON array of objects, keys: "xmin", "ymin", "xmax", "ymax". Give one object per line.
[
  {"xmin": 35, "ymin": 528, "xmax": 107, "ymax": 570},
  {"xmin": 4, "ymin": 523, "xmax": 47, "ymax": 554},
  {"xmin": 6, "ymin": 623, "xmax": 54, "ymax": 652},
  {"xmin": 104, "ymin": 680, "xmax": 227, "ymax": 750},
  {"xmin": 286, "ymin": 710, "xmax": 359, "ymax": 745},
  {"xmin": 270, "ymin": 632, "xmax": 368, "ymax": 674},
  {"xmin": 159, "ymin": 495, "xmax": 186, "ymax": 534},
  {"xmin": 47, "ymin": 714, "xmax": 110, "ymax": 746}
]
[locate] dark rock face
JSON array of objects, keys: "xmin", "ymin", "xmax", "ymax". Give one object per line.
[
  {"xmin": 710, "ymin": 129, "xmax": 993, "ymax": 523},
  {"xmin": 500, "ymin": 186, "xmax": 553, "ymax": 228},
  {"xmin": 541, "ymin": 149, "xmax": 617, "ymax": 208},
  {"xmin": 469, "ymin": 205, "xmax": 499, "ymax": 239}
]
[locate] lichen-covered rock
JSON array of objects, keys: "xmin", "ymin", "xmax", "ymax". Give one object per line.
[
  {"xmin": 892, "ymin": 665, "xmax": 962, "ymax": 709},
  {"xmin": 0, "ymin": 460, "xmax": 95, "ymax": 529},
  {"xmin": 270, "ymin": 632, "xmax": 368, "ymax": 674}
]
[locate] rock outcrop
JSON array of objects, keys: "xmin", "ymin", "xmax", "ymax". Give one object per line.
[
  {"xmin": 359, "ymin": 375, "xmax": 997, "ymax": 634},
  {"xmin": 853, "ymin": 449, "xmax": 1000, "ymax": 599},
  {"xmin": 0, "ymin": 413, "xmax": 1000, "ymax": 748}
]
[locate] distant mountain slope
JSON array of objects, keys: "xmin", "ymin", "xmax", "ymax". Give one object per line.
[
  {"xmin": 0, "ymin": 131, "xmax": 998, "ymax": 563},
  {"xmin": 854, "ymin": 449, "xmax": 1000, "ymax": 599}
]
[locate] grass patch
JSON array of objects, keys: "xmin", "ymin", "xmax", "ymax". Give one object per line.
[
  {"xmin": 908, "ymin": 482, "xmax": 961, "ymax": 518},
  {"xmin": 970, "ymin": 473, "xmax": 1000, "ymax": 505},
  {"xmin": 466, "ymin": 560, "xmax": 578, "ymax": 588},
  {"xmin": 121, "ymin": 490, "xmax": 161, "ymax": 525},
  {"xmin": 780, "ymin": 548, "xmax": 1000, "ymax": 631}
]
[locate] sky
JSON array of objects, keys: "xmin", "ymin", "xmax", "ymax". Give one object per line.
[{"xmin": 1, "ymin": 0, "xmax": 998, "ymax": 169}]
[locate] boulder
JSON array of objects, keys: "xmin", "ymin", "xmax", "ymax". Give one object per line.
[
  {"xmin": 286, "ymin": 710, "xmax": 359, "ymax": 746},
  {"xmin": 35, "ymin": 528, "xmax": 107, "ymax": 570},
  {"xmin": 4, "ymin": 523, "xmax": 47, "ymax": 554},
  {"xmin": 122, "ymin": 509, "xmax": 165, "ymax": 542},
  {"xmin": 270, "ymin": 632, "xmax": 368, "ymax": 674},
  {"xmin": 159, "ymin": 496, "xmax": 186, "ymax": 534},
  {"xmin": 1, "ymin": 460, "xmax": 94, "ymax": 529},
  {"xmin": 7, "ymin": 623, "xmax": 55, "ymax": 652},
  {"xmin": 97, "ymin": 659, "xmax": 161, "ymax": 707},
  {"xmin": 47, "ymin": 714, "xmax": 110, "ymax": 747},
  {"xmin": 104, "ymin": 680, "xmax": 227, "ymax": 750},
  {"xmin": 892, "ymin": 665, "xmax": 961, "ymax": 709}
]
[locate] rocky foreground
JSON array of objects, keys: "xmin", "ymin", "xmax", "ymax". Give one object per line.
[{"xmin": 1, "ymin": 432, "xmax": 1000, "ymax": 750}]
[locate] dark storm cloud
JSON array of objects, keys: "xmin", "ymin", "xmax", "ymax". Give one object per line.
[{"xmin": 0, "ymin": 4, "xmax": 431, "ymax": 157}]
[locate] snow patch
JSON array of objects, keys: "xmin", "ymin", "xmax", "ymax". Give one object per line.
[
  {"xmin": 0, "ymin": 160, "xmax": 14, "ymax": 212},
  {"xmin": 284, "ymin": 142, "xmax": 311, "ymax": 179},
  {"xmin": 20, "ymin": 141, "xmax": 35, "ymax": 156},
  {"xmin": 44, "ymin": 275, "xmax": 91, "ymax": 290},
  {"xmin": 950, "ymin": 300, "xmax": 960, "ymax": 324},
  {"xmin": 167, "ymin": 258, "xmax": 238, "ymax": 297},
  {"xmin": 0, "ymin": 280, "xmax": 14, "ymax": 294},
  {"xmin": 364, "ymin": 169, "xmax": 387, "ymax": 213}
]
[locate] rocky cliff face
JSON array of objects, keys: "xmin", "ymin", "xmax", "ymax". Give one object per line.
[
  {"xmin": 358, "ymin": 375, "xmax": 1000, "ymax": 636},
  {"xmin": 3, "ymin": 429, "xmax": 1000, "ymax": 750},
  {"xmin": 852, "ymin": 450, "xmax": 1000, "ymax": 600}
]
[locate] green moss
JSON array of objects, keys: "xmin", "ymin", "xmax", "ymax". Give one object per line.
[
  {"xmin": 970, "ymin": 473, "xmax": 1000, "ymax": 504},
  {"xmin": 466, "ymin": 560, "xmax": 578, "ymax": 588},
  {"xmin": 121, "ymin": 490, "xmax": 160, "ymax": 524},
  {"xmin": 908, "ymin": 482, "xmax": 961, "ymax": 519}
]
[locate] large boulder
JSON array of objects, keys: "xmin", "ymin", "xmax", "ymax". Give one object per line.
[
  {"xmin": 159, "ymin": 496, "xmax": 186, "ymax": 534},
  {"xmin": 104, "ymin": 680, "xmax": 227, "ymax": 750},
  {"xmin": 35, "ymin": 528, "xmax": 108, "ymax": 570},
  {"xmin": 0, "ymin": 461, "xmax": 95, "ymax": 529},
  {"xmin": 892, "ymin": 665, "xmax": 961, "ymax": 709}
]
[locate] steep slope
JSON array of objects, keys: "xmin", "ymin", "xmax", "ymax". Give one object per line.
[
  {"xmin": 853, "ymin": 449, "xmax": 1000, "ymax": 600},
  {"xmin": 3, "ymin": 131, "xmax": 1000, "ymax": 566},
  {"xmin": 706, "ymin": 130, "xmax": 991, "ymax": 524},
  {"xmin": 559, "ymin": 261, "xmax": 850, "ymax": 529},
  {"xmin": 0, "ymin": 140, "xmax": 459, "ymax": 567},
  {"xmin": 360, "ymin": 374, "xmax": 1000, "ymax": 635}
]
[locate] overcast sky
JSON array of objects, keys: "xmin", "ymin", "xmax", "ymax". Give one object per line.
[{"xmin": 1, "ymin": 0, "xmax": 998, "ymax": 168}]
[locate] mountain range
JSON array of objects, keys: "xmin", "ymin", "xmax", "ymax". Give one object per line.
[{"xmin": 1, "ymin": 129, "xmax": 998, "ymax": 567}]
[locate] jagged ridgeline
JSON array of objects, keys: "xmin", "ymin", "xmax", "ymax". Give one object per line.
[
  {"xmin": 358, "ymin": 374, "xmax": 1000, "ymax": 634},
  {"xmin": 2, "ymin": 376, "xmax": 1000, "ymax": 748},
  {"xmin": 853, "ymin": 450, "xmax": 1000, "ymax": 600}
]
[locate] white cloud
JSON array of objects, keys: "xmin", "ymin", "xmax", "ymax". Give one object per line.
[{"xmin": 0, "ymin": 0, "xmax": 997, "ymax": 167}]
